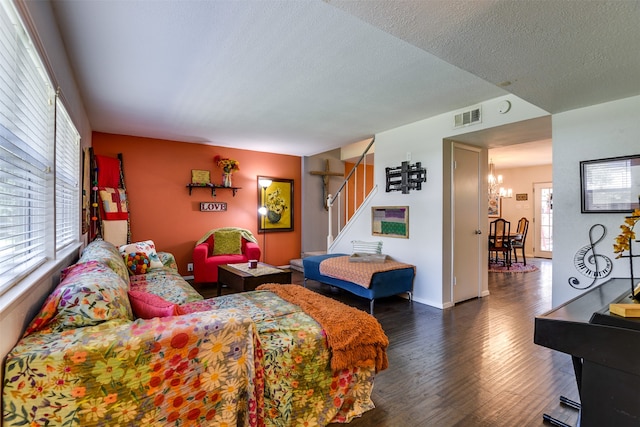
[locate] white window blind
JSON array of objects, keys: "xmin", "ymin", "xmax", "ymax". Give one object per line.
[
  {"xmin": 55, "ymin": 97, "xmax": 80, "ymax": 251},
  {"xmin": 0, "ymin": 1, "xmax": 54, "ymax": 294}
]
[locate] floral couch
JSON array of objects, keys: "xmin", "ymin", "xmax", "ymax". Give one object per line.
[{"xmin": 2, "ymin": 239, "xmax": 379, "ymax": 426}]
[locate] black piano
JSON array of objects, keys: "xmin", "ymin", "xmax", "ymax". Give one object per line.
[{"xmin": 534, "ymin": 278, "xmax": 640, "ymax": 426}]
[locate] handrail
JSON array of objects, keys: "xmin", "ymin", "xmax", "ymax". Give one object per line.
[
  {"xmin": 327, "ymin": 136, "xmax": 375, "ymax": 207},
  {"xmin": 326, "ymin": 136, "xmax": 375, "ymax": 248}
]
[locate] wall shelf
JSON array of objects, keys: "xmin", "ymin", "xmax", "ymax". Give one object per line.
[{"xmin": 187, "ymin": 183, "xmax": 241, "ymax": 197}]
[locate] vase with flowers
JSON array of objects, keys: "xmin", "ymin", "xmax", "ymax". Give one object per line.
[
  {"xmin": 613, "ymin": 207, "xmax": 640, "ymax": 299},
  {"xmin": 214, "ymin": 155, "xmax": 239, "ymax": 187},
  {"xmin": 265, "ymin": 188, "xmax": 287, "ymax": 223}
]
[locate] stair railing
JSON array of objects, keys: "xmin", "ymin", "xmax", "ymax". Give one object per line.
[{"xmin": 326, "ymin": 136, "xmax": 375, "ymax": 248}]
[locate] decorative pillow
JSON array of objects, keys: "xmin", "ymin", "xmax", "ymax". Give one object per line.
[
  {"xmin": 29, "ymin": 262, "xmax": 134, "ymax": 334},
  {"xmin": 352, "ymin": 240, "xmax": 383, "ymax": 254},
  {"xmin": 119, "ymin": 240, "xmax": 163, "ymax": 271},
  {"xmin": 23, "ymin": 263, "xmax": 107, "ymax": 336},
  {"xmin": 98, "ymin": 187, "xmax": 128, "ymax": 220},
  {"xmin": 128, "ymin": 290, "xmax": 182, "ymax": 319},
  {"xmin": 125, "ymin": 252, "xmax": 151, "ymax": 275},
  {"xmin": 213, "ymin": 230, "xmax": 242, "ymax": 255}
]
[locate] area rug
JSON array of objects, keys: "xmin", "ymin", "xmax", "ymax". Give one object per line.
[{"xmin": 489, "ymin": 262, "xmax": 539, "ymax": 273}]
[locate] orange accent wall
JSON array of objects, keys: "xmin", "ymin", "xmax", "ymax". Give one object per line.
[{"xmin": 92, "ymin": 132, "xmax": 301, "ymax": 275}]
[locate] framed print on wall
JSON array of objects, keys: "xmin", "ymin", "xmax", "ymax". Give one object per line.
[
  {"xmin": 488, "ymin": 194, "xmax": 501, "ymax": 218},
  {"xmin": 258, "ymin": 177, "xmax": 294, "ymax": 232},
  {"xmin": 191, "ymin": 169, "xmax": 211, "ymax": 185},
  {"xmin": 372, "ymin": 206, "xmax": 409, "ymax": 238},
  {"xmin": 580, "ymin": 155, "xmax": 640, "ymax": 213}
]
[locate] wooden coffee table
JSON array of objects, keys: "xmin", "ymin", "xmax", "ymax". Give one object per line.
[{"xmin": 217, "ymin": 263, "xmax": 292, "ymax": 296}]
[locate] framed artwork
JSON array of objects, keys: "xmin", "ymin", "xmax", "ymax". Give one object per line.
[
  {"xmin": 580, "ymin": 155, "xmax": 640, "ymax": 213},
  {"xmin": 258, "ymin": 176, "xmax": 294, "ymax": 232},
  {"xmin": 191, "ymin": 169, "xmax": 210, "ymax": 185},
  {"xmin": 371, "ymin": 206, "xmax": 409, "ymax": 238},
  {"xmin": 488, "ymin": 194, "xmax": 501, "ymax": 218}
]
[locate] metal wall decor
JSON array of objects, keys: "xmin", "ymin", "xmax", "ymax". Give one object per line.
[
  {"xmin": 385, "ymin": 161, "xmax": 426, "ymax": 194},
  {"xmin": 568, "ymin": 224, "xmax": 612, "ymax": 290}
]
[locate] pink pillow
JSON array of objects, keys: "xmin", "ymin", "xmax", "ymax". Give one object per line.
[{"xmin": 128, "ymin": 290, "xmax": 182, "ymax": 319}]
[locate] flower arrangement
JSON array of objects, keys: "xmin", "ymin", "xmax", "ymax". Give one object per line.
[
  {"xmin": 613, "ymin": 208, "xmax": 640, "ymax": 258},
  {"xmin": 214, "ymin": 155, "xmax": 240, "ymax": 173},
  {"xmin": 266, "ymin": 188, "xmax": 287, "ymax": 214}
]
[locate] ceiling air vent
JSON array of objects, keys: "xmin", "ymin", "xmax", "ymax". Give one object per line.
[{"xmin": 453, "ymin": 105, "xmax": 481, "ymax": 128}]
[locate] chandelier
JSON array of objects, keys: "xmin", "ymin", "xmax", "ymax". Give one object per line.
[{"xmin": 488, "ymin": 159, "xmax": 512, "ymax": 198}]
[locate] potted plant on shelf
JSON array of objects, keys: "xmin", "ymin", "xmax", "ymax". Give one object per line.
[{"xmin": 613, "ymin": 207, "xmax": 640, "ymax": 298}]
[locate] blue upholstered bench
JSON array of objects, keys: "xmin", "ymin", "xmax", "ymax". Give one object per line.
[{"xmin": 302, "ymin": 253, "xmax": 414, "ymax": 314}]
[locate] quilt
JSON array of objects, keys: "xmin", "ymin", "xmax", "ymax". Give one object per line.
[{"xmin": 181, "ymin": 290, "xmax": 377, "ymax": 425}]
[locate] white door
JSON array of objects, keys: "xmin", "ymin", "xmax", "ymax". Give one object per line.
[
  {"xmin": 534, "ymin": 182, "xmax": 553, "ymax": 258},
  {"xmin": 453, "ymin": 144, "xmax": 482, "ymax": 303}
]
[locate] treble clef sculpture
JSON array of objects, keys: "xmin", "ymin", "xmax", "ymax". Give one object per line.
[{"xmin": 568, "ymin": 223, "xmax": 612, "ymax": 290}]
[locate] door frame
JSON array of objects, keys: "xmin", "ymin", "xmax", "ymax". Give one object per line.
[{"xmin": 443, "ymin": 141, "xmax": 488, "ymax": 307}]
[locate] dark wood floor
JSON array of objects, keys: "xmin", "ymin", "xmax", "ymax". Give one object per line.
[{"xmin": 194, "ymin": 259, "xmax": 580, "ymax": 426}]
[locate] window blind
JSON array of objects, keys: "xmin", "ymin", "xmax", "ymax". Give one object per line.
[
  {"xmin": 55, "ymin": 97, "xmax": 80, "ymax": 251},
  {"xmin": 0, "ymin": 1, "xmax": 54, "ymax": 294}
]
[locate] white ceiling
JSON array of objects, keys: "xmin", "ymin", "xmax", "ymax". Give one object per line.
[{"xmin": 49, "ymin": 0, "xmax": 640, "ymax": 158}]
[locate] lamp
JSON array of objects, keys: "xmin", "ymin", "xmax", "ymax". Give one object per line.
[{"xmin": 258, "ymin": 178, "xmax": 272, "ymax": 262}]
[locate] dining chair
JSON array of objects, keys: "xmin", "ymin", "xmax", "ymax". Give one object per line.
[
  {"xmin": 489, "ymin": 218, "xmax": 511, "ymax": 269},
  {"xmin": 511, "ymin": 217, "xmax": 529, "ymax": 265}
]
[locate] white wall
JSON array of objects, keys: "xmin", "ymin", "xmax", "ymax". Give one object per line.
[
  {"xmin": 552, "ymin": 95, "xmax": 640, "ymax": 306},
  {"xmin": 331, "ymin": 95, "xmax": 549, "ymax": 308}
]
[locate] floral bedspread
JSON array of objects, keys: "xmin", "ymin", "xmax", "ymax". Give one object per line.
[
  {"xmin": 3, "ymin": 310, "xmax": 264, "ymax": 427},
  {"xmin": 181, "ymin": 291, "xmax": 376, "ymax": 426},
  {"xmin": 3, "ymin": 238, "xmax": 376, "ymax": 426}
]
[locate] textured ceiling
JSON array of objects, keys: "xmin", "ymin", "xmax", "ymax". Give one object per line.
[
  {"xmin": 329, "ymin": 0, "xmax": 640, "ymax": 114},
  {"xmin": 49, "ymin": 0, "xmax": 640, "ymax": 157}
]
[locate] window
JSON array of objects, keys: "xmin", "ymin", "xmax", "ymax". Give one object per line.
[
  {"xmin": 55, "ymin": 97, "xmax": 80, "ymax": 251},
  {"xmin": 0, "ymin": 1, "xmax": 80, "ymax": 295}
]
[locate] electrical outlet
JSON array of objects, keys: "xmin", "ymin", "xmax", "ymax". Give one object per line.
[{"xmin": 187, "ymin": 263, "xmax": 193, "ymax": 272}]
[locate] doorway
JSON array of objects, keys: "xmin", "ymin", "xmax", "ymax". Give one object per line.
[{"xmin": 445, "ymin": 116, "xmax": 552, "ymax": 306}]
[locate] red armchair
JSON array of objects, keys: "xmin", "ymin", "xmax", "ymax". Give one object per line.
[{"xmin": 193, "ymin": 235, "xmax": 261, "ymax": 283}]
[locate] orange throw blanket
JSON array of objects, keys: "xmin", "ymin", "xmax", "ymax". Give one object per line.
[{"xmin": 256, "ymin": 284, "xmax": 389, "ymax": 373}]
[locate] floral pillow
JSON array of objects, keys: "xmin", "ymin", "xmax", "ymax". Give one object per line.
[
  {"xmin": 213, "ymin": 230, "xmax": 242, "ymax": 255},
  {"xmin": 119, "ymin": 240, "xmax": 163, "ymax": 272},
  {"xmin": 25, "ymin": 262, "xmax": 133, "ymax": 335}
]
